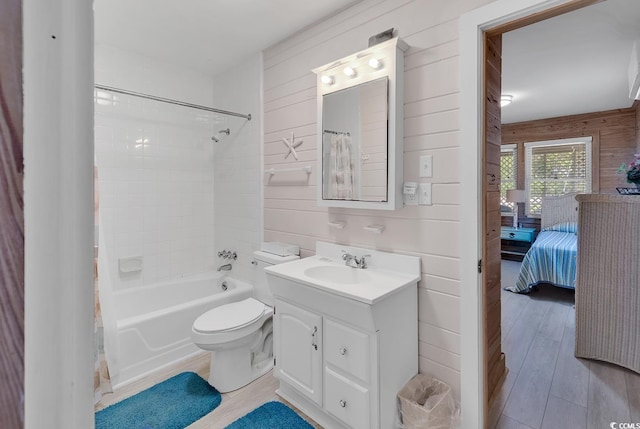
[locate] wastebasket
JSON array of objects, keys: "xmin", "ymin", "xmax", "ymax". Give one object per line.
[{"xmin": 397, "ymin": 374, "xmax": 456, "ymax": 429}]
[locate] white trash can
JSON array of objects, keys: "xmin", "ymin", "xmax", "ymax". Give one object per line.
[{"xmin": 397, "ymin": 374, "xmax": 456, "ymax": 429}]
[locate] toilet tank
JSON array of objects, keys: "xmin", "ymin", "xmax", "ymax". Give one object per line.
[{"xmin": 252, "ymin": 250, "xmax": 299, "ymax": 307}]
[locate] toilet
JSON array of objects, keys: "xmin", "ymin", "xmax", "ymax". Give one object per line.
[{"xmin": 191, "ymin": 246, "xmax": 298, "ymax": 392}]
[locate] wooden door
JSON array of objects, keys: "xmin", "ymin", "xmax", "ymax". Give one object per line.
[
  {"xmin": 0, "ymin": 0, "xmax": 24, "ymax": 426},
  {"xmin": 483, "ymin": 33, "xmax": 506, "ymax": 409}
]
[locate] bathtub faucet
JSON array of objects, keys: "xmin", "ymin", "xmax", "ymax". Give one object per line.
[{"xmin": 217, "ymin": 263, "xmax": 232, "ymax": 272}]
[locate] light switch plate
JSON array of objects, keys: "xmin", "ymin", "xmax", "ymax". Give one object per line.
[
  {"xmin": 419, "ymin": 155, "xmax": 433, "ymax": 178},
  {"xmin": 418, "ymin": 182, "xmax": 432, "ymax": 205}
]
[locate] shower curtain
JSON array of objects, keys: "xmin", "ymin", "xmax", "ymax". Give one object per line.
[
  {"xmin": 94, "ymin": 167, "xmax": 112, "ymax": 404},
  {"xmin": 330, "ymin": 133, "xmax": 354, "ymax": 199}
]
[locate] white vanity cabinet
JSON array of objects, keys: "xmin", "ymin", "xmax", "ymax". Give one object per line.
[
  {"xmin": 271, "ymin": 283, "xmax": 417, "ymax": 429},
  {"xmin": 266, "ymin": 242, "xmax": 420, "ymax": 429}
]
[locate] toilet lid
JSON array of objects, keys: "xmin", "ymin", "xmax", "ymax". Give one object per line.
[{"xmin": 193, "ymin": 298, "xmax": 266, "ymax": 333}]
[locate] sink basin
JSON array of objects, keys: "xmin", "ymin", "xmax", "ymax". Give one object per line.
[
  {"xmin": 303, "ymin": 265, "xmax": 372, "ymax": 285},
  {"xmin": 265, "ymin": 242, "xmax": 421, "ymax": 304}
]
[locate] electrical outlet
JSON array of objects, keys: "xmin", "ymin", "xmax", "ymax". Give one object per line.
[
  {"xmin": 404, "ymin": 192, "xmax": 418, "ymax": 206},
  {"xmin": 418, "ymin": 182, "xmax": 432, "ymax": 205},
  {"xmin": 419, "ymin": 155, "xmax": 433, "ymax": 178}
]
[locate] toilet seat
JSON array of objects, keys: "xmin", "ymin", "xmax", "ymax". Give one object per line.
[{"xmin": 193, "ymin": 298, "xmax": 266, "ymax": 333}]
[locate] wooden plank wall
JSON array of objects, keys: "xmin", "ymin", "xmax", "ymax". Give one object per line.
[
  {"xmin": 262, "ymin": 0, "xmax": 496, "ymax": 399},
  {"xmin": 0, "ymin": 0, "xmax": 24, "ymax": 426},
  {"xmin": 484, "ymin": 33, "xmax": 506, "ymax": 406},
  {"xmin": 502, "ymin": 107, "xmax": 638, "ymax": 229}
]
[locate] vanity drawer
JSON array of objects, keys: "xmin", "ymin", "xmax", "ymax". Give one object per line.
[
  {"xmin": 324, "ymin": 367, "xmax": 370, "ymax": 429},
  {"xmin": 324, "ymin": 318, "xmax": 370, "ymax": 383}
]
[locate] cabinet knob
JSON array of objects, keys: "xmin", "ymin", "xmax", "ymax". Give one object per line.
[
  {"xmin": 339, "ymin": 347, "xmax": 347, "ymax": 355},
  {"xmin": 339, "ymin": 399, "xmax": 347, "ymax": 408}
]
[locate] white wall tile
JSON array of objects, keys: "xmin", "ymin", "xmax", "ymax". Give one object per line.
[
  {"xmin": 212, "ymin": 54, "xmax": 263, "ymax": 284},
  {"xmin": 95, "ymin": 45, "xmax": 216, "ymax": 291}
]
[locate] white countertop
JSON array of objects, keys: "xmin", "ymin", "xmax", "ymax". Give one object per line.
[{"xmin": 265, "ymin": 255, "xmax": 420, "ymax": 304}]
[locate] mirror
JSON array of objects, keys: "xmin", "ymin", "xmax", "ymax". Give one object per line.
[
  {"xmin": 313, "ymin": 37, "xmax": 407, "ymax": 210},
  {"xmin": 321, "ymin": 77, "xmax": 388, "ymax": 202}
]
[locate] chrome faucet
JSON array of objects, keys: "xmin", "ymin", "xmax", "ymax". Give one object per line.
[
  {"xmin": 341, "ymin": 250, "xmax": 371, "ymax": 269},
  {"xmin": 217, "ymin": 263, "xmax": 232, "ymax": 272}
]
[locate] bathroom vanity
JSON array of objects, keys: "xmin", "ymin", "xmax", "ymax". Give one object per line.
[{"xmin": 265, "ymin": 242, "xmax": 420, "ymax": 429}]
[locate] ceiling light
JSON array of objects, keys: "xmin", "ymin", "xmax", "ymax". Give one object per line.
[
  {"xmin": 500, "ymin": 94, "xmax": 513, "ymax": 107},
  {"xmin": 368, "ymin": 58, "xmax": 383, "ymax": 69},
  {"xmin": 321, "ymin": 75, "xmax": 334, "ymax": 85},
  {"xmin": 343, "ymin": 67, "xmax": 356, "ymax": 77}
]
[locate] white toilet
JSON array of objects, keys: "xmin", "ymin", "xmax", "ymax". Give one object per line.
[{"xmin": 191, "ymin": 248, "xmax": 298, "ymax": 392}]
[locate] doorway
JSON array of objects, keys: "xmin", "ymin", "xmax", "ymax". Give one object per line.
[{"xmin": 459, "ymin": 0, "xmax": 602, "ymax": 426}]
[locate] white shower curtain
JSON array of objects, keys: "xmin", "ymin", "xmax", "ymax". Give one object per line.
[
  {"xmin": 330, "ymin": 133, "xmax": 354, "ymax": 200},
  {"xmin": 94, "ymin": 167, "xmax": 112, "ymax": 404}
]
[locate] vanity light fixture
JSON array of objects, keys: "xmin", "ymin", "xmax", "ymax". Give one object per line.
[
  {"xmin": 500, "ymin": 94, "xmax": 513, "ymax": 107},
  {"xmin": 343, "ymin": 66, "xmax": 357, "ymax": 77},
  {"xmin": 321, "ymin": 75, "xmax": 334, "ymax": 85},
  {"xmin": 368, "ymin": 58, "xmax": 383, "ymax": 69}
]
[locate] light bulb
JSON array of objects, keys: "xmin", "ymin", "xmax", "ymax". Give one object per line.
[
  {"xmin": 321, "ymin": 75, "xmax": 334, "ymax": 85},
  {"xmin": 368, "ymin": 58, "xmax": 382, "ymax": 69},
  {"xmin": 343, "ymin": 67, "xmax": 356, "ymax": 77}
]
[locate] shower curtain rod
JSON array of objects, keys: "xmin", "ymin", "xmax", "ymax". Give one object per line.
[{"xmin": 94, "ymin": 84, "xmax": 252, "ymax": 121}]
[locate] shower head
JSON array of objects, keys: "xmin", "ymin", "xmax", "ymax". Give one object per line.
[{"xmin": 211, "ymin": 128, "xmax": 231, "ymax": 142}]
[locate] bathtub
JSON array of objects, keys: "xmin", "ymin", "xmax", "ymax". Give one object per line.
[{"xmin": 107, "ymin": 273, "xmax": 252, "ymax": 388}]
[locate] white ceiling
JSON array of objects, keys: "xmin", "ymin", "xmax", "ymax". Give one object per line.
[
  {"xmin": 94, "ymin": 0, "xmax": 361, "ymax": 76},
  {"xmin": 95, "ymin": 0, "xmax": 640, "ymax": 123},
  {"xmin": 502, "ymin": 0, "xmax": 640, "ymax": 123}
]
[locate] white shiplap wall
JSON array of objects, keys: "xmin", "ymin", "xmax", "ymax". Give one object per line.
[{"xmin": 263, "ymin": 0, "xmax": 495, "ymax": 399}]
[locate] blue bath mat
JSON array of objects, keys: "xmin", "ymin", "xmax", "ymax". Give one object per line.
[
  {"xmin": 225, "ymin": 401, "xmax": 314, "ymax": 429},
  {"xmin": 95, "ymin": 371, "xmax": 221, "ymax": 429}
]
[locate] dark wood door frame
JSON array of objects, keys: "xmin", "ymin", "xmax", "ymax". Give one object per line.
[{"xmin": 480, "ymin": 0, "xmax": 603, "ymax": 425}]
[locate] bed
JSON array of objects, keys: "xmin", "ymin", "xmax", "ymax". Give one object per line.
[{"xmin": 505, "ymin": 193, "xmax": 579, "ymax": 293}]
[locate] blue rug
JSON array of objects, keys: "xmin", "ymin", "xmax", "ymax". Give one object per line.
[
  {"xmin": 95, "ymin": 372, "xmax": 221, "ymax": 429},
  {"xmin": 225, "ymin": 401, "xmax": 313, "ymax": 429}
]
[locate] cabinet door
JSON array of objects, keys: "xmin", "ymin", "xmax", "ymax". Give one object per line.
[{"xmin": 274, "ymin": 299, "xmax": 323, "ymax": 405}]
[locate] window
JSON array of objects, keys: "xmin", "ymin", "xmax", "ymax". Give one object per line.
[
  {"xmin": 500, "ymin": 144, "xmax": 517, "ymax": 215},
  {"xmin": 524, "ymin": 137, "xmax": 592, "ymax": 216}
]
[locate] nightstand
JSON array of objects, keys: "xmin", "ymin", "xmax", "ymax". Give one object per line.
[{"xmin": 500, "ymin": 226, "xmax": 536, "ymax": 261}]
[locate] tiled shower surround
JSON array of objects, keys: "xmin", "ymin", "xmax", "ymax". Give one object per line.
[{"xmin": 95, "ymin": 46, "xmax": 219, "ymax": 290}]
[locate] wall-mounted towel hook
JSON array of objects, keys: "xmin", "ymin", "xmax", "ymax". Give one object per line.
[
  {"xmin": 328, "ymin": 221, "xmax": 346, "ymax": 229},
  {"xmin": 363, "ymin": 225, "xmax": 385, "ymax": 234}
]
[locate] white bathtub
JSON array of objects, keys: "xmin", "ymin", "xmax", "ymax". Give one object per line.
[{"xmin": 108, "ymin": 273, "xmax": 252, "ymax": 388}]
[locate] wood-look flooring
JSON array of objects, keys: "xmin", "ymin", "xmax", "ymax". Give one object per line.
[
  {"xmin": 490, "ymin": 260, "xmax": 640, "ymax": 429},
  {"xmin": 95, "ymin": 352, "xmax": 321, "ymax": 428}
]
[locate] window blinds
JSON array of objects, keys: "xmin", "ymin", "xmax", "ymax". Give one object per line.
[{"xmin": 524, "ymin": 137, "xmax": 592, "ymax": 216}]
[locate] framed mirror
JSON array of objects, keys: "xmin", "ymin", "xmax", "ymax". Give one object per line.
[{"xmin": 313, "ymin": 37, "xmax": 407, "ymax": 210}]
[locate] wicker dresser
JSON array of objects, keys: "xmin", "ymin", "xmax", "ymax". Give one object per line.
[{"xmin": 575, "ymin": 194, "xmax": 640, "ymax": 374}]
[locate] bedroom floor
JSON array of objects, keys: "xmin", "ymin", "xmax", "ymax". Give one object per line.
[{"xmin": 489, "ymin": 260, "xmax": 640, "ymax": 429}]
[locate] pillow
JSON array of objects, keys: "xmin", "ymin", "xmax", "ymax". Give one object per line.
[{"xmin": 543, "ymin": 222, "xmax": 577, "ymax": 234}]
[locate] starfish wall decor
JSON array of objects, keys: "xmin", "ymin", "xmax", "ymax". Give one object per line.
[{"xmin": 282, "ymin": 132, "xmax": 303, "ymax": 160}]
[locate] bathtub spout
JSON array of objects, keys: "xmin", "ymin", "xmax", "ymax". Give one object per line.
[{"xmin": 217, "ymin": 263, "xmax": 232, "ymax": 272}]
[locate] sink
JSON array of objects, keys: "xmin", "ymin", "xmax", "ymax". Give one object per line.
[
  {"xmin": 303, "ymin": 265, "xmax": 372, "ymax": 285},
  {"xmin": 265, "ymin": 242, "xmax": 421, "ymax": 304}
]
